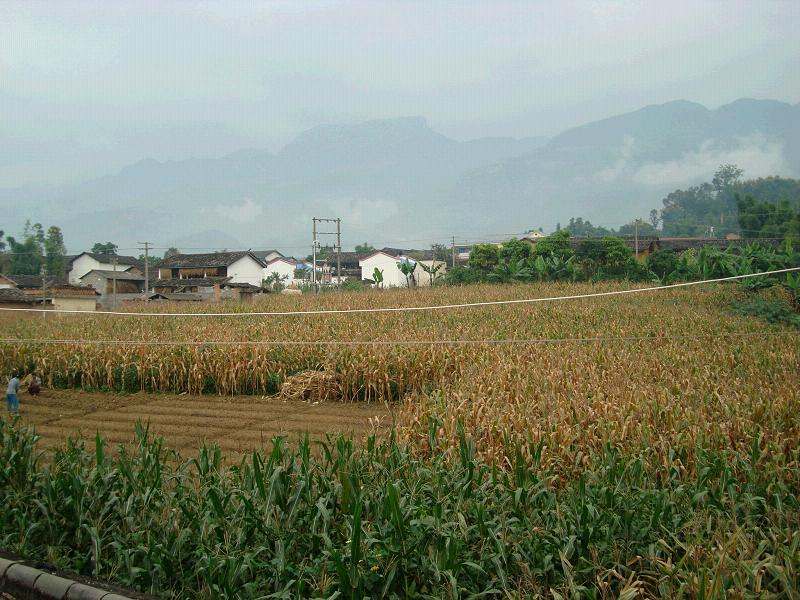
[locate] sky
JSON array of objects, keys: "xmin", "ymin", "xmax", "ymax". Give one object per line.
[{"xmin": 1, "ymin": 0, "xmax": 799, "ymax": 187}]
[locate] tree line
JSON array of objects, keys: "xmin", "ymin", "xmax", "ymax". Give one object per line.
[
  {"xmin": 0, "ymin": 225, "xmax": 179, "ymax": 278},
  {"xmin": 559, "ymin": 165, "xmax": 800, "ymax": 241}
]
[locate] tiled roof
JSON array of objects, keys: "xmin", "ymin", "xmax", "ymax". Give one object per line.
[
  {"xmin": 5, "ymin": 274, "xmax": 67, "ymax": 289},
  {"xmin": 160, "ymin": 251, "xmax": 264, "ymax": 268},
  {"xmin": 69, "ymin": 252, "xmax": 142, "ymax": 266},
  {"xmin": 148, "ymin": 292, "xmax": 204, "ymax": 301},
  {"xmin": 251, "ymin": 249, "xmax": 284, "ymax": 260},
  {"xmin": 154, "ymin": 277, "xmax": 231, "ymax": 288},
  {"xmin": 0, "ymin": 288, "xmax": 37, "ymax": 304},
  {"xmin": 81, "ymin": 270, "xmax": 145, "ymax": 281}
]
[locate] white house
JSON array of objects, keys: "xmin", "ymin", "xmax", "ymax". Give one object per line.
[
  {"xmin": 264, "ymin": 257, "xmax": 302, "ymax": 287},
  {"xmin": 252, "ymin": 249, "xmax": 284, "ymax": 264},
  {"xmin": 359, "ymin": 252, "xmax": 448, "ymax": 288},
  {"xmin": 68, "ymin": 252, "xmax": 141, "ymax": 284},
  {"xmin": 158, "ymin": 251, "xmax": 266, "ymax": 287},
  {"xmin": 414, "ymin": 259, "xmax": 447, "ymax": 286}
]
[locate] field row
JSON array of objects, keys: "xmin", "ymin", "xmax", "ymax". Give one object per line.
[{"xmin": 17, "ymin": 389, "xmax": 389, "ymax": 457}]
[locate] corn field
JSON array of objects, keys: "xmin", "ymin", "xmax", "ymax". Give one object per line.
[{"xmin": 1, "ymin": 281, "xmax": 798, "ymax": 597}]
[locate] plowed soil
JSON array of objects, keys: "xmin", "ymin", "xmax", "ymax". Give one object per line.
[{"xmin": 13, "ymin": 389, "xmax": 392, "ymax": 458}]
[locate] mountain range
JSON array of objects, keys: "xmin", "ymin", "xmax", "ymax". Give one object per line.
[{"xmin": 2, "ymin": 98, "xmax": 798, "ymax": 254}]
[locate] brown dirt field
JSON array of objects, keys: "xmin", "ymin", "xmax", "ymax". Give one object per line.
[{"xmin": 11, "ymin": 388, "xmax": 393, "ymax": 458}]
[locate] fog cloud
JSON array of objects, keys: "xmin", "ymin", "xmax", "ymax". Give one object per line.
[
  {"xmin": 632, "ymin": 133, "xmax": 788, "ymax": 187},
  {"xmin": 213, "ymin": 198, "xmax": 264, "ymax": 224}
]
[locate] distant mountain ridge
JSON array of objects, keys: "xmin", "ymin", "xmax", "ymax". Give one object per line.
[{"xmin": 1, "ymin": 99, "xmax": 797, "ymax": 252}]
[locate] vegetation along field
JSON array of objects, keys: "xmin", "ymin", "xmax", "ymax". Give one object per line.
[{"xmin": 1, "ymin": 279, "xmax": 799, "ymax": 598}]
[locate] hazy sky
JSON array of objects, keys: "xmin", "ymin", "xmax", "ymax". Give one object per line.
[{"xmin": 2, "ymin": 0, "xmax": 799, "ymax": 187}]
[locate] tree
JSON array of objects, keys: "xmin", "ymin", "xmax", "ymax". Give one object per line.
[
  {"xmin": 430, "ymin": 243, "xmax": 450, "ymax": 264},
  {"xmin": 646, "ymin": 249, "xmax": 678, "ymax": 281},
  {"xmin": 44, "ymin": 226, "xmax": 66, "ymax": 277},
  {"xmin": 575, "ymin": 236, "xmax": 639, "ymax": 279},
  {"xmin": 649, "ymin": 209, "xmax": 660, "ymax": 230},
  {"xmin": 617, "ymin": 219, "xmax": 657, "ymax": 236},
  {"xmin": 163, "ymin": 247, "xmax": 180, "ymax": 259},
  {"xmin": 564, "ymin": 217, "xmax": 612, "ymax": 237},
  {"xmin": 712, "ymin": 163, "xmax": 744, "ymax": 195},
  {"xmin": 737, "ymin": 193, "xmax": 800, "ymax": 242},
  {"xmin": 355, "ymin": 243, "xmax": 376, "ymax": 254},
  {"xmin": 498, "ymin": 238, "xmax": 532, "ymax": 264},
  {"xmin": 91, "ymin": 242, "xmax": 118, "ymax": 255},
  {"xmin": 468, "ymin": 244, "xmax": 500, "ymax": 273},
  {"xmin": 263, "ymin": 272, "xmax": 288, "ymax": 292},
  {"xmin": 531, "ymin": 230, "xmax": 573, "ymax": 262},
  {"xmin": 5, "ymin": 221, "xmax": 45, "ymax": 275}
]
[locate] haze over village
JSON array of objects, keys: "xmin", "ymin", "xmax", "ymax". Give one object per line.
[{"xmin": 1, "ymin": 3, "xmax": 800, "ymax": 599}]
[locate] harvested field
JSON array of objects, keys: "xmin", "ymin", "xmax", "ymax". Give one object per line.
[{"xmin": 14, "ymin": 388, "xmax": 391, "ymax": 457}]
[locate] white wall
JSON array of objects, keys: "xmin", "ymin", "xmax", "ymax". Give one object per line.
[
  {"xmin": 69, "ymin": 255, "xmax": 136, "ymax": 284},
  {"xmin": 414, "ymin": 260, "xmax": 447, "ymax": 287},
  {"xmin": 261, "ymin": 251, "xmax": 283, "ymax": 263},
  {"xmin": 53, "ymin": 297, "xmax": 97, "ymax": 312},
  {"xmin": 227, "ymin": 256, "xmax": 266, "ymax": 286},
  {"xmin": 360, "ymin": 254, "xmax": 408, "ymax": 288},
  {"xmin": 264, "ymin": 260, "xmax": 297, "ymax": 286}
]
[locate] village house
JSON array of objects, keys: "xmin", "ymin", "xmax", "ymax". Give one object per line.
[
  {"xmin": 251, "ymin": 249, "xmax": 285, "ymax": 263},
  {"xmin": 0, "ymin": 288, "xmax": 44, "ymax": 310},
  {"xmin": 148, "ymin": 292, "xmax": 203, "ymax": 302},
  {"xmin": 158, "ymin": 251, "xmax": 265, "ymax": 287},
  {"xmin": 153, "ymin": 277, "xmax": 264, "ymax": 303},
  {"xmin": 80, "ymin": 269, "xmax": 146, "ymax": 307},
  {"xmin": 68, "ymin": 252, "xmax": 142, "ymax": 284},
  {"xmin": 264, "ymin": 257, "xmax": 306, "ymax": 287},
  {"xmin": 47, "ymin": 285, "xmax": 100, "ymax": 312},
  {"xmin": 0, "ymin": 274, "xmax": 99, "ymax": 311},
  {"xmin": 358, "ymin": 251, "xmax": 447, "ymax": 288}
]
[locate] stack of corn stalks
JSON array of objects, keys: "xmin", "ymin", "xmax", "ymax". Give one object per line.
[{"xmin": 278, "ymin": 370, "xmax": 342, "ymax": 403}]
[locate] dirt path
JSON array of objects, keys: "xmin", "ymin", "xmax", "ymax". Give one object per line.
[{"xmin": 12, "ymin": 389, "xmax": 393, "ymax": 457}]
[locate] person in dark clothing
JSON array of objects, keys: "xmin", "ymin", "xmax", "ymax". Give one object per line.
[{"xmin": 28, "ymin": 372, "xmax": 41, "ymax": 396}]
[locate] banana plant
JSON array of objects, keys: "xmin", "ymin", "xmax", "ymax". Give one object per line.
[
  {"xmin": 396, "ymin": 259, "xmax": 416, "ymax": 288},
  {"xmin": 372, "ymin": 267, "xmax": 384, "ymax": 289},
  {"xmin": 419, "ymin": 261, "xmax": 443, "ymax": 285}
]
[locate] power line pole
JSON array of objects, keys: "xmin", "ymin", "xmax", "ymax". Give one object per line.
[
  {"xmin": 312, "ymin": 218, "xmax": 318, "ymax": 290},
  {"xmin": 41, "ymin": 266, "xmax": 47, "ymax": 319},
  {"xmin": 138, "ymin": 241, "xmax": 151, "ymax": 302},
  {"xmin": 634, "ymin": 219, "xmax": 639, "ymax": 260},
  {"xmin": 451, "ymin": 236, "xmax": 456, "ymax": 268},
  {"xmin": 336, "ymin": 218, "xmax": 342, "ymax": 287},
  {"xmin": 112, "ymin": 256, "xmax": 118, "ymax": 310},
  {"xmin": 312, "ymin": 217, "xmax": 342, "ymax": 290}
]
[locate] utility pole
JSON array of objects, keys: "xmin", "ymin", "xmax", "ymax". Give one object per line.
[
  {"xmin": 312, "ymin": 217, "xmax": 342, "ymax": 290},
  {"xmin": 312, "ymin": 218, "xmax": 317, "ymax": 289},
  {"xmin": 336, "ymin": 218, "xmax": 341, "ymax": 286},
  {"xmin": 138, "ymin": 241, "xmax": 151, "ymax": 302},
  {"xmin": 112, "ymin": 256, "xmax": 118, "ymax": 310},
  {"xmin": 451, "ymin": 236, "xmax": 456, "ymax": 268},
  {"xmin": 634, "ymin": 219, "xmax": 639, "ymax": 260},
  {"xmin": 41, "ymin": 266, "xmax": 47, "ymax": 319}
]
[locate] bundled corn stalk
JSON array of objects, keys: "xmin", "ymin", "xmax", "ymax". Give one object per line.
[{"xmin": 278, "ymin": 370, "xmax": 342, "ymax": 403}]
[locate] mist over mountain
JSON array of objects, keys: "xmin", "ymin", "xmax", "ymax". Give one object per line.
[{"xmin": 1, "ymin": 99, "xmax": 798, "ymax": 253}]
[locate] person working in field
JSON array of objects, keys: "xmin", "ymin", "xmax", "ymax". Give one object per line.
[
  {"xmin": 27, "ymin": 372, "xmax": 41, "ymax": 396},
  {"xmin": 6, "ymin": 371, "xmax": 20, "ymax": 416}
]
